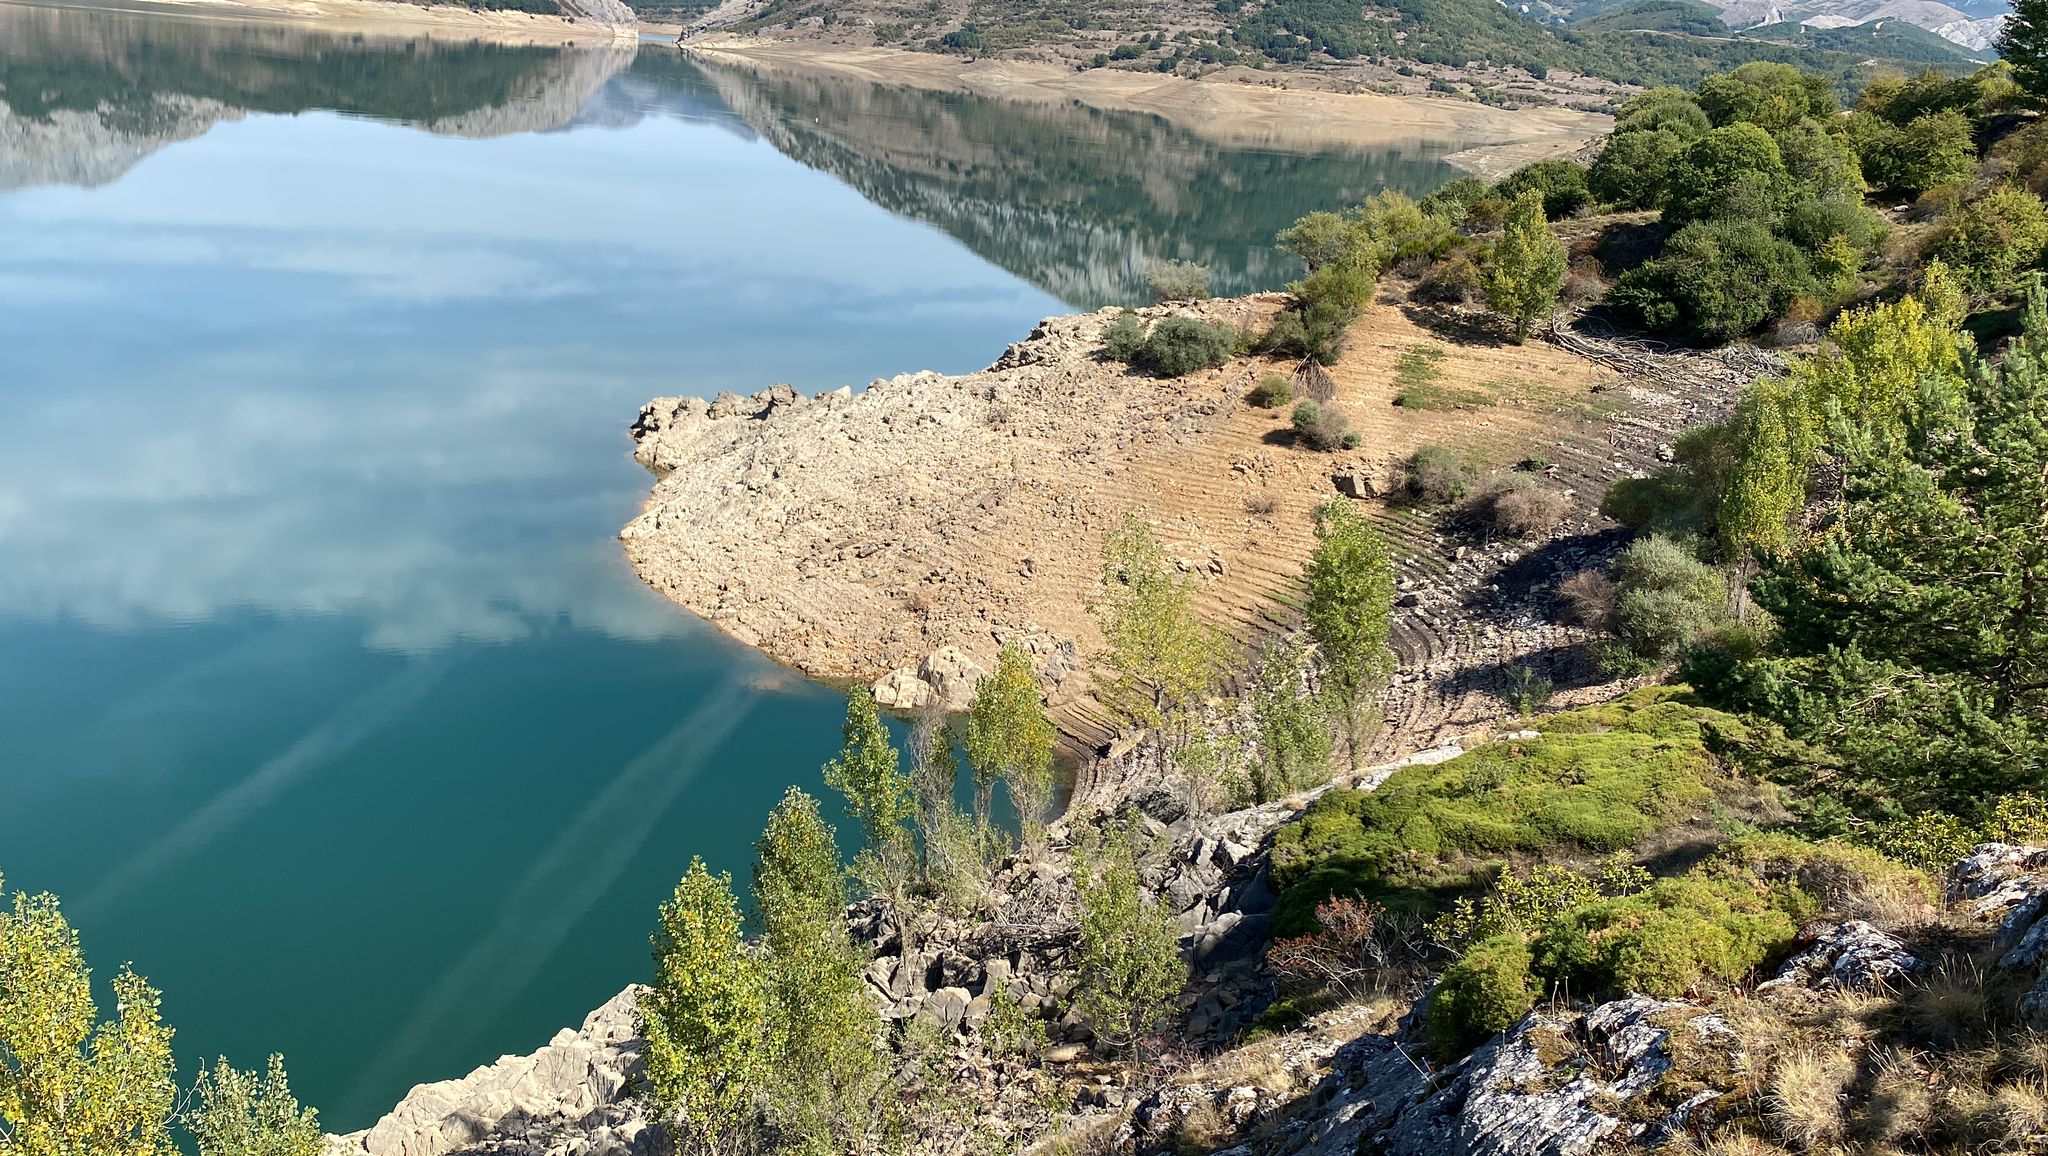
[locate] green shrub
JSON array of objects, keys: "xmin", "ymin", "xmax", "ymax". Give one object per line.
[
  {"xmin": 1412, "ymin": 253, "xmax": 1482, "ymax": 305},
  {"xmin": 1291, "ymin": 400, "xmax": 1353, "ymax": 451},
  {"xmin": 1427, "ymin": 935, "xmax": 1537, "ymax": 1056},
  {"xmin": 1260, "ymin": 297, "xmax": 1356, "ymax": 365},
  {"xmin": 1662, "ymin": 122, "xmax": 1788, "ymax": 225},
  {"xmin": 1268, "ymin": 687, "xmax": 1738, "ymax": 933},
  {"xmin": 1494, "ymin": 158, "xmax": 1591, "ymax": 219},
  {"xmin": 1864, "ymin": 793, "xmax": 2048, "ymax": 874},
  {"xmin": 1937, "ymin": 184, "xmax": 2048, "ymax": 294},
  {"xmin": 1606, "ymin": 219, "xmax": 1816, "ymax": 342},
  {"xmin": 1134, "ymin": 316, "xmax": 1236, "ymax": 377},
  {"xmin": 1418, "ymin": 177, "xmax": 1490, "ymax": 222},
  {"xmin": 1589, "ymin": 128, "xmax": 1688, "ymax": 209},
  {"xmin": 1408, "ymin": 444, "xmax": 1476, "ymax": 503},
  {"xmin": 1532, "ymin": 874, "xmax": 1799, "ymax": 997},
  {"xmin": 1103, "ymin": 310, "xmax": 1146, "ymax": 361},
  {"xmin": 1705, "ymin": 831, "xmax": 1933, "ymax": 919},
  {"xmin": 1611, "ymin": 536, "xmax": 1727, "ymax": 665},
  {"xmin": 1248, "ymin": 375, "xmax": 1294, "ymax": 408},
  {"xmin": 1147, "ymin": 260, "xmax": 1213, "ymax": 302}
]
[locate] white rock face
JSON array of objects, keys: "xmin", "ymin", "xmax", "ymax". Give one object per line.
[{"xmin": 325, "ymin": 987, "xmax": 661, "ymax": 1156}]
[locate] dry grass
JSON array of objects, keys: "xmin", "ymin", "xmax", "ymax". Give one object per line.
[
  {"xmin": 1907, "ymin": 960, "xmax": 1990, "ymax": 1048},
  {"xmin": 1766, "ymin": 1049, "xmax": 1857, "ymax": 1148}
]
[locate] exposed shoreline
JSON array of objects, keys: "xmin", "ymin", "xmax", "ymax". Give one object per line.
[
  {"xmin": 679, "ymin": 34, "xmax": 1612, "ymax": 177},
  {"xmin": 8, "ymin": 0, "xmax": 632, "ymax": 43}
]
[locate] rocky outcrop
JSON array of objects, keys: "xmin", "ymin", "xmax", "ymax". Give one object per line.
[
  {"xmin": 325, "ymin": 988, "xmax": 662, "ymax": 1156},
  {"xmin": 1948, "ymin": 842, "xmax": 2048, "ymax": 1022},
  {"xmin": 1756, "ymin": 918, "xmax": 1922, "ymax": 994},
  {"xmin": 623, "ymin": 298, "xmax": 1296, "ymax": 751}
]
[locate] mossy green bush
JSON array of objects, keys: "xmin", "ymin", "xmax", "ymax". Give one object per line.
[
  {"xmin": 1427, "ymin": 934, "xmax": 1538, "ymax": 1055},
  {"xmin": 1268, "ymin": 687, "xmax": 1741, "ymax": 935},
  {"xmin": 1103, "ymin": 310, "xmax": 1146, "ymax": 361},
  {"xmin": 1531, "ymin": 873, "xmax": 1799, "ymax": 998}
]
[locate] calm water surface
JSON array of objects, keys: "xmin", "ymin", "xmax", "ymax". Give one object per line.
[{"xmin": 0, "ymin": 2, "xmax": 1460, "ymax": 1129}]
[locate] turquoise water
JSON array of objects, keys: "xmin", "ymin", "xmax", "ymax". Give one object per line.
[{"xmin": 0, "ymin": 1, "xmax": 1461, "ymax": 1130}]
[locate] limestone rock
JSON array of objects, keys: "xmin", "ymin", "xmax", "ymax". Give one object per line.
[
  {"xmin": 1758, "ymin": 919, "xmax": 1921, "ymax": 994},
  {"xmin": 325, "ymin": 986, "xmax": 661, "ymax": 1156},
  {"xmin": 919, "ymin": 646, "xmax": 988, "ymax": 711},
  {"xmin": 873, "ymin": 666, "xmax": 933, "ymax": 710}
]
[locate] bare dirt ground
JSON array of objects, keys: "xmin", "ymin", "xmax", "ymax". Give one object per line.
[
  {"xmin": 681, "ymin": 36, "xmax": 1613, "ymax": 176},
  {"xmin": 622, "ymin": 292, "xmax": 1754, "ymax": 760},
  {"xmin": 34, "ymin": 0, "xmax": 630, "ymax": 42}
]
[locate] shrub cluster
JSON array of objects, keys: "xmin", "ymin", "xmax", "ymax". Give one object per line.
[{"xmin": 1102, "ymin": 312, "xmax": 1239, "ymax": 377}]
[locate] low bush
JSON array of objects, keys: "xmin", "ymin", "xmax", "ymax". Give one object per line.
[
  {"xmin": 1494, "ymin": 158, "xmax": 1591, "ymax": 220},
  {"xmin": 1260, "ymin": 297, "xmax": 1355, "ymax": 365},
  {"xmin": 1412, "ymin": 253, "xmax": 1481, "ymax": 304},
  {"xmin": 1557, "ymin": 570, "xmax": 1618, "ymax": 630},
  {"xmin": 1408, "ymin": 444, "xmax": 1476, "ymax": 504},
  {"xmin": 1134, "ymin": 316, "xmax": 1236, "ymax": 377},
  {"xmin": 1291, "ymin": 401, "xmax": 1355, "ymax": 451},
  {"xmin": 1146, "ymin": 260, "xmax": 1213, "ymax": 302},
  {"xmin": 1609, "ymin": 536, "xmax": 1727, "ymax": 668},
  {"xmin": 1268, "ymin": 687, "xmax": 1740, "ymax": 934},
  {"xmin": 1248, "ymin": 375, "xmax": 1294, "ymax": 408},
  {"xmin": 1103, "ymin": 310, "xmax": 1146, "ymax": 361},
  {"xmin": 1475, "ymin": 475, "xmax": 1569, "ymax": 538},
  {"xmin": 1427, "ymin": 935, "xmax": 1537, "ymax": 1056},
  {"xmin": 1533, "ymin": 872, "xmax": 1799, "ymax": 997}
]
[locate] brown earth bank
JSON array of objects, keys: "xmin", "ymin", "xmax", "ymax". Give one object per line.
[
  {"xmin": 677, "ymin": 36, "xmax": 1613, "ymax": 177},
  {"xmin": 15, "ymin": 0, "xmax": 636, "ymax": 42},
  {"xmin": 621, "ymin": 292, "xmax": 1763, "ymax": 760}
]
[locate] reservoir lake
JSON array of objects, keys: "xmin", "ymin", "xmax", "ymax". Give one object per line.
[{"xmin": 0, "ymin": 1, "xmax": 1461, "ymax": 1128}]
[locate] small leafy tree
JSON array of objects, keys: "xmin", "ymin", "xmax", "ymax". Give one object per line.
[
  {"xmin": 1240, "ymin": 640, "xmax": 1334, "ymax": 804},
  {"xmin": 965, "ymin": 644, "xmax": 1056, "ymax": 845},
  {"xmin": 1146, "ymin": 260, "xmax": 1212, "ymax": 302},
  {"xmin": 642, "ymin": 859, "xmax": 769, "ymax": 1154},
  {"xmin": 185, "ymin": 1055, "xmax": 322, "ymax": 1156},
  {"xmin": 753, "ymin": 789, "xmax": 888, "ymax": 1156},
  {"xmin": 823, "ymin": 689, "xmax": 916, "ymax": 917},
  {"xmin": 2003, "ymin": 0, "xmax": 2048, "ymax": 101},
  {"xmin": 1303, "ymin": 502, "xmax": 1396, "ymax": 762},
  {"xmin": 1073, "ymin": 827, "xmax": 1186, "ymax": 1060},
  {"xmin": 1094, "ymin": 515, "xmax": 1219, "ymax": 727},
  {"xmin": 0, "ymin": 873, "xmax": 177, "ymax": 1156},
  {"xmin": 1483, "ymin": 190, "xmax": 1568, "ymax": 342}
]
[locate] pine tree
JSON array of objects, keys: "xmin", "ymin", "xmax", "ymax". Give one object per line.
[
  {"xmin": 1303, "ymin": 501, "xmax": 1396, "ymax": 762},
  {"xmin": 2003, "ymin": 0, "xmax": 2048, "ymax": 102},
  {"xmin": 965, "ymin": 644, "xmax": 1056, "ymax": 844},
  {"xmin": 185, "ymin": 1055, "xmax": 322, "ymax": 1156},
  {"xmin": 0, "ymin": 874, "xmax": 178, "ymax": 1156},
  {"xmin": 641, "ymin": 859, "xmax": 769, "ymax": 1155},
  {"xmin": 1722, "ymin": 282, "xmax": 2048, "ymax": 811},
  {"xmin": 1482, "ymin": 190, "xmax": 1568, "ymax": 343}
]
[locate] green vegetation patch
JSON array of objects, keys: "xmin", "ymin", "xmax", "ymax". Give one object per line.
[
  {"xmin": 1269, "ymin": 687, "xmax": 1744, "ymax": 935},
  {"xmin": 1392, "ymin": 344, "xmax": 1496, "ymax": 410}
]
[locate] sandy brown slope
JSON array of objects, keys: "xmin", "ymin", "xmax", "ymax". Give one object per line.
[{"xmin": 621, "ymin": 293, "xmax": 1756, "ymax": 759}]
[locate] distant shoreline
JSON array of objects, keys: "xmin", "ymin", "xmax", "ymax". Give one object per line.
[
  {"xmin": 3, "ymin": 0, "xmax": 632, "ymax": 43},
  {"xmin": 678, "ymin": 34, "xmax": 1612, "ymax": 177}
]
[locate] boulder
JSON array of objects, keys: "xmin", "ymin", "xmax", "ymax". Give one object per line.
[
  {"xmin": 872, "ymin": 667, "xmax": 932, "ymax": 711},
  {"xmin": 918, "ymin": 646, "xmax": 988, "ymax": 711},
  {"xmin": 1758, "ymin": 920, "xmax": 1922, "ymax": 994}
]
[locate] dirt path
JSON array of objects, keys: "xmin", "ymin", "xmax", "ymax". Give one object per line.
[{"xmin": 622, "ymin": 294, "xmax": 1749, "ymax": 759}]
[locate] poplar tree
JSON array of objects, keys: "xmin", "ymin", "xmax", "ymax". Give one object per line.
[
  {"xmin": 1303, "ymin": 502, "xmax": 1396, "ymax": 761},
  {"xmin": 1482, "ymin": 190, "xmax": 1568, "ymax": 343},
  {"xmin": 1094, "ymin": 514, "xmax": 1220, "ymax": 727},
  {"xmin": 752, "ymin": 789, "xmax": 887, "ymax": 1156},
  {"xmin": 641, "ymin": 859, "xmax": 768, "ymax": 1154},
  {"xmin": 0, "ymin": 874, "xmax": 178, "ymax": 1156},
  {"xmin": 823, "ymin": 689, "xmax": 916, "ymax": 920},
  {"xmin": 185, "ymin": 1055, "xmax": 322, "ymax": 1156},
  {"xmin": 1073, "ymin": 827, "xmax": 1186, "ymax": 1061},
  {"xmin": 965, "ymin": 644, "xmax": 1057, "ymax": 844}
]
